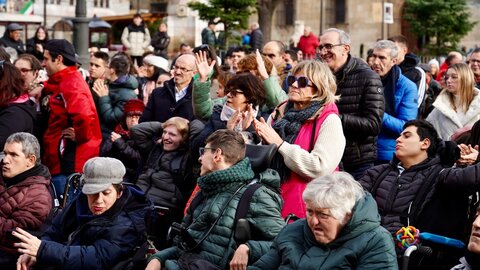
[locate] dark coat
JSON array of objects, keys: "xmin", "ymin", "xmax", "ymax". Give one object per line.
[
  {"xmin": 0, "ymin": 31, "xmax": 25, "ymax": 55},
  {"xmin": 334, "ymin": 55, "xmax": 385, "ymax": 168},
  {"xmin": 250, "ymin": 28, "xmax": 263, "ymax": 51},
  {"xmin": 36, "ymin": 185, "xmax": 151, "ymax": 270},
  {"xmin": 101, "ymin": 134, "xmax": 141, "ymax": 183},
  {"xmin": 359, "ymin": 157, "xmax": 480, "ymax": 242},
  {"xmin": 26, "ymin": 37, "xmax": 46, "ymax": 61},
  {"xmin": 249, "ymin": 194, "xmax": 397, "ymax": 270},
  {"xmin": 151, "ymin": 32, "xmax": 170, "ymax": 58},
  {"xmin": 140, "ymin": 79, "xmax": 195, "ymax": 123},
  {"xmin": 0, "ymin": 100, "xmax": 36, "ymax": 151}
]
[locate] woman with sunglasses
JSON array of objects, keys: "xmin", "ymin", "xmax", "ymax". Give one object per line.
[
  {"xmin": 0, "ymin": 60, "xmax": 36, "ymax": 152},
  {"xmin": 14, "ymin": 54, "xmax": 45, "ymax": 106},
  {"xmin": 254, "ymin": 60, "xmax": 345, "ymax": 219},
  {"xmin": 427, "ymin": 63, "xmax": 480, "ymax": 140}
]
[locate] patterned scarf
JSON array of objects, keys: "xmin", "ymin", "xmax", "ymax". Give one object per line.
[
  {"xmin": 197, "ymin": 158, "xmax": 254, "ymax": 196},
  {"xmin": 272, "ymin": 100, "xmax": 325, "ymax": 143}
]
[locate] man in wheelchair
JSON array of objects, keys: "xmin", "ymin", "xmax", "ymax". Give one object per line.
[
  {"xmin": 14, "ymin": 157, "xmax": 151, "ymax": 270},
  {"xmin": 360, "ymin": 120, "xmax": 480, "ymax": 269}
]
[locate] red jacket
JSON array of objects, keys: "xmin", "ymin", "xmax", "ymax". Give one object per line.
[
  {"xmin": 43, "ymin": 66, "xmax": 102, "ymax": 175},
  {"xmin": 0, "ymin": 166, "xmax": 52, "ymax": 254},
  {"xmin": 297, "ymin": 33, "xmax": 319, "ymax": 59}
]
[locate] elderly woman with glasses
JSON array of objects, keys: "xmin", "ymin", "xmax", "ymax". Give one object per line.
[
  {"xmin": 254, "ymin": 60, "xmax": 345, "ymax": 218},
  {"xmin": 427, "ymin": 63, "xmax": 480, "ymax": 140},
  {"xmin": 248, "ymin": 172, "xmax": 397, "ymax": 270}
]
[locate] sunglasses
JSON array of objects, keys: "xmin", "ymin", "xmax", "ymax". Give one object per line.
[
  {"xmin": 19, "ymin": 68, "xmax": 33, "ymax": 73},
  {"xmin": 287, "ymin": 75, "xmax": 313, "ymax": 88}
]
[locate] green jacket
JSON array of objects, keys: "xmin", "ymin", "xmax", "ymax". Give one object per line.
[
  {"xmin": 97, "ymin": 75, "xmax": 138, "ymax": 136},
  {"xmin": 150, "ymin": 158, "xmax": 285, "ymax": 269},
  {"xmin": 249, "ymin": 193, "xmax": 398, "ymax": 270},
  {"xmin": 192, "ymin": 77, "xmax": 288, "ymax": 121}
]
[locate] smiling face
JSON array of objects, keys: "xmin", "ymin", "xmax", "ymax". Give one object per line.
[
  {"xmin": 306, "ymin": 203, "xmax": 346, "ymax": 244},
  {"xmin": 225, "ymin": 88, "xmax": 248, "ymax": 111},
  {"xmin": 36, "ymin": 28, "xmax": 46, "ymax": 40},
  {"xmin": 161, "ymin": 125, "xmax": 184, "ymax": 152},
  {"xmin": 86, "ymin": 185, "xmax": 121, "ymax": 215},
  {"xmin": 319, "ymin": 31, "xmax": 349, "ymax": 72},
  {"xmin": 469, "ymin": 52, "xmax": 480, "ymax": 79}
]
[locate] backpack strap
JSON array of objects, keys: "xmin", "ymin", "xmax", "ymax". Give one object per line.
[
  {"xmin": 309, "ymin": 115, "xmax": 319, "ymax": 152},
  {"xmin": 234, "ymin": 182, "xmax": 263, "ymax": 222}
]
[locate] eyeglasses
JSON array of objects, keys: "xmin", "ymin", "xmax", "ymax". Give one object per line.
[
  {"xmin": 226, "ymin": 88, "xmax": 244, "ymax": 97},
  {"xmin": 262, "ymin": 53, "xmax": 276, "ymax": 59},
  {"xmin": 318, "ymin": 43, "xmax": 343, "ymax": 51},
  {"xmin": 199, "ymin": 147, "xmax": 217, "ymax": 156},
  {"xmin": 19, "ymin": 68, "xmax": 33, "ymax": 73},
  {"xmin": 287, "ymin": 75, "xmax": 313, "ymax": 88},
  {"xmin": 173, "ymin": 65, "xmax": 194, "ymax": 73},
  {"xmin": 468, "ymin": 59, "xmax": 480, "ymax": 64}
]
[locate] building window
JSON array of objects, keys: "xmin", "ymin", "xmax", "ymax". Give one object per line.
[
  {"xmin": 335, "ymin": 0, "xmax": 346, "ymax": 24},
  {"xmin": 106, "ymin": 0, "xmax": 109, "ymax": 8},
  {"xmin": 285, "ymin": 0, "xmax": 294, "ymax": 26}
]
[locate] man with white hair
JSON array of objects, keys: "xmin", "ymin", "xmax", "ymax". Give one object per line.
[
  {"xmin": 371, "ymin": 39, "xmax": 417, "ymax": 163},
  {"xmin": 249, "ymin": 172, "xmax": 397, "ymax": 269},
  {"xmin": 249, "ymin": 22, "xmax": 263, "ymax": 51}
]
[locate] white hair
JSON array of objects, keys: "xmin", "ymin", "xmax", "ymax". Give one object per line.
[
  {"xmin": 302, "ymin": 172, "xmax": 365, "ymax": 224},
  {"xmin": 323, "ymin": 28, "xmax": 351, "ymax": 45},
  {"xmin": 374, "ymin": 40, "xmax": 398, "ymax": 59}
]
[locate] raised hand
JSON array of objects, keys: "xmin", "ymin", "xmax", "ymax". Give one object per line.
[
  {"xmin": 255, "ymin": 49, "xmax": 269, "ymax": 80},
  {"xmin": 195, "ymin": 50, "xmax": 216, "ymax": 82}
]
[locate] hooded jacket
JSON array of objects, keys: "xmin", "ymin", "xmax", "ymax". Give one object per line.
[
  {"xmin": 0, "ymin": 99, "xmax": 36, "ymax": 150},
  {"xmin": 35, "ymin": 185, "xmax": 151, "ymax": 270},
  {"xmin": 249, "ymin": 193, "xmax": 397, "ymax": 270}
]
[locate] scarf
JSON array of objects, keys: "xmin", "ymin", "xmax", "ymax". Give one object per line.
[
  {"xmin": 381, "ymin": 65, "xmax": 400, "ymax": 115},
  {"xmin": 197, "ymin": 158, "xmax": 254, "ymax": 196},
  {"xmin": 272, "ymin": 100, "xmax": 324, "ymax": 143}
]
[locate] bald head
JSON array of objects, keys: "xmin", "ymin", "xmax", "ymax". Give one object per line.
[
  {"xmin": 173, "ymin": 54, "xmax": 197, "ymax": 89},
  {"xmin": 447, "ymin": 51, "xmax": 463, "ymax": 65}
]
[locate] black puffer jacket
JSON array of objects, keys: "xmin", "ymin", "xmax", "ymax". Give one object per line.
[
  {"xmin": 334, "ymin": 55, "xmax": 384, "ymax": 168},
  {"xmin": 359, "ymin": 157, "xmax": 480, "ymax": 242}
]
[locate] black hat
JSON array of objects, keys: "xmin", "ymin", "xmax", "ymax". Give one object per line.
[
  {"xmin": 7, "ymin": 23, "xmax": 23, "ymax": 31},
  {"xmin": 44, "ymin": 39, "xmax": 79, "ymax": 64}
]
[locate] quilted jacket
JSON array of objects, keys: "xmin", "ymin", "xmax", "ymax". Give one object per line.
[{"xmin": 0, "ymin": 164, "xmax": 52, "ymax": 254}]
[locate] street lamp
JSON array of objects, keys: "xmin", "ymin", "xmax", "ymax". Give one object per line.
[{"xmin": 72, "ymin": 0, "xmax": 89, "ymax": 66}]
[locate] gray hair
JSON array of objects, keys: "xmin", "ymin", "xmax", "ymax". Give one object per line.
[
  {"xmin": 374, "ymin": 40, "xmax": 398, "ymax": 59},
  {"xmin": 302, "ymin": 172, "xmax": 365, "ymax": 224},
  {"xmin": 323, "ymin": 28, "xmax": 351, "ymax": 45},
  {"xmin": 5, "ymin": 132, "xmax": 41, "ymax": 165}
]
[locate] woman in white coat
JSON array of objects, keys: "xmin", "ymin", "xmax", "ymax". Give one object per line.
[{"xmin": 427, "ymin": 63, "xmax": 480, "ymax": 140}]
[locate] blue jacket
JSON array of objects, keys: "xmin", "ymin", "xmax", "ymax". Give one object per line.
[
  {"xmin": 377, "ymin": 71, "xmax": 417, "ymax": 161},
  {"xmin": 35, "ymin": 185, "xmax": 151, "ymax": 270}
]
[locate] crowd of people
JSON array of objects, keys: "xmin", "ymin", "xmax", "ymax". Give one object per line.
[{"xmin": 1, "ymin": 15, "xmax": 480, "ymax": 270}]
